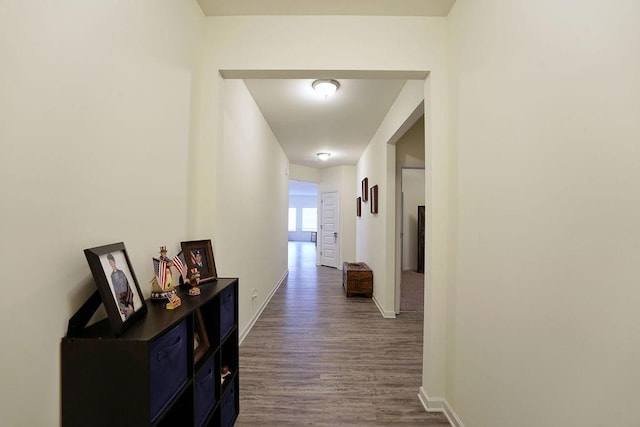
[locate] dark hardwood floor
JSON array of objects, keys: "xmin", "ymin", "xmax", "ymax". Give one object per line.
[{"xmin": 235, "ymin": 242, "xmax": 450, "ymax": 426}]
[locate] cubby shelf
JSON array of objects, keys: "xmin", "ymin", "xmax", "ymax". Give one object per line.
[{"xmin": 61, "ymin": 278, "xmax": 239, "ymax": 427}]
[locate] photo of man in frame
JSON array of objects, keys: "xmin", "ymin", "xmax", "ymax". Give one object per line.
[
  {"xmin": 181, "ymin": 239, "xmax": 217, "ymax": 283},
  {"xmin": 100, "ymin": 251, "xmax": 143, "ymax": 320},
  {"xmin": 191, "ymin": 249, "xmax": 209, "ymax": 275}
]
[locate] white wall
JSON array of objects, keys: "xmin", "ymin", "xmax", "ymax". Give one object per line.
[
  {"xmin": 215, "ymin": 79, "xmax": 289, "ymax": 338},
  {"xmin": 0, "ymin": 1, "xmax": 203, "ymax": 425},
  {"xmin": 447, "ymin": 0, "xmax": 640, "ymax": 425}
]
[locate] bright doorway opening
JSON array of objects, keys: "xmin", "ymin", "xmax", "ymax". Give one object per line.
[{"xmin": 288, "ymin": 180, "xmax": 318, "ymax": 244}]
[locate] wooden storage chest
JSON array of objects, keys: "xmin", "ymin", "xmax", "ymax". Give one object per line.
[{"xmin": 342, "ymin": 262, "xmax": 373, "ymax": 297}]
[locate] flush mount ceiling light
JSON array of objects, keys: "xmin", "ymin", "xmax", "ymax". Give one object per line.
[
  {"xmin": 312, "ymin": 79, "xmax": 340, "ymax": 98},
  {"xmin": 316, "ymin": 152, "xmax": 331, "ymax": 161}
]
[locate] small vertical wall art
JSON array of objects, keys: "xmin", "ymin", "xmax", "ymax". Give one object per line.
[
  {"xmin": 370, "ymin": 185, "xmax": 379, "ymax": 214},
  {"xmin": 362, "ymin": 177, "xmax": 369, "ymax": 202},
  {"xmin": 356, "ymin": 197, "xmax": 362, "ymax": 217}
]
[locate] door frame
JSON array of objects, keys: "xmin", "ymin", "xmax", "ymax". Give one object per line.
[{"xmin": 396, "ymin": 167, "xmax": 426, "ymax": 313}]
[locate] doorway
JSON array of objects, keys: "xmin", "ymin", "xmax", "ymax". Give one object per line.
[
  {"xmin": 400, "ymin": 168, "xmax": 425, "ymax": 312},
  {"xmin": 288, "ymin": 180, "xmax": 318, "ymax": 242}
]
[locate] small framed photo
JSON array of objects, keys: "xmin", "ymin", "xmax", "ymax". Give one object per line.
[
  {"xmin": 193, "ymin": 309, "xmax": 210, "ymax": 364},
  {"xmin": 356, "ymin": 196, "xmax": 362, "ymax": 217},
  {"xmin": 370, "ymin": 185, "xmax": 379, "ymax": 214},
  {"xmin": 181, "ymin": 239, "xmax": 217, "ymax": 283},
  {"xmin": 362, "ymin": 177, "xmax": 369, "ymax": 202},
  {"xmin": 84, "ymin": 242, "xmax": 147, "ymax": 336}
]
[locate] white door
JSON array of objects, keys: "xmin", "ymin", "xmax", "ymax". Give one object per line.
[{"xmin": 320, "ymin": 191, "xmax": 339, "ymax": 268}]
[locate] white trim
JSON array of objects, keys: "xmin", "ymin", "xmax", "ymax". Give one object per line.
[
  {"xmin": 372, "ymin": 295, "xmax": 396, "ymax": 318},
  {"xmin": 239, "ymin": 269, "xmax": 289, "ymax": 345},
  {"xmin": 418, "ymin": 387, "xmax": 464, "ymax": 427}
]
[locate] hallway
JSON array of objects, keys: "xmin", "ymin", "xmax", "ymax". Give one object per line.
[{"xmin": 235, "ymin": 242, "xmax": 449, "ymax": 426}]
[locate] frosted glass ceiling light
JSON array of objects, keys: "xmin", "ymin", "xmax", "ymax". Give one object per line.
[
  {"xmin": 316, "ymin": 152, "xmax": 331, "ymax": 161},
  {"xmin": 312, "ymin": 79, "xmax": 340, "ymax": 98}
]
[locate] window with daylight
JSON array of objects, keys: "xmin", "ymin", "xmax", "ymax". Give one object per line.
[
  {"xmin": 301, "ymin": 208, "xmax": 317, "ymax": 232},
  {"xmin": 288, "ymin": 208, "xmax": 297, "ymax": 231}
]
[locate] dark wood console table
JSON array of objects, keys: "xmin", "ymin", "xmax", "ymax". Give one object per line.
[{"xmin": 61, "ymin": 278, "xmax": 239, "ymax": 426}]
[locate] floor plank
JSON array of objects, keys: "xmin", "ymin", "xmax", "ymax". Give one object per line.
[{"xmin": 236, "ymin": 242, "xmax": 450, "ymax": 426}]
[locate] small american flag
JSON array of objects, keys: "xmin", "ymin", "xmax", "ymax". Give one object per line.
[
  {"xmin": 153, "ymin": 258, "xmax": 167, "ymax": 290},
  {"xmin": 173, "ymin": 251, "xmax": 187, "ymax": 280}
]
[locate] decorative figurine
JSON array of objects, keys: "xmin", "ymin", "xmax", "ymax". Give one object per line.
[
  {"xmin": 150, "ymin": 246, "xmax": 186, "ymax": 309},
  {"xmin": 188, "ymin": 267, "xmax": 201, "ymax": 296}
]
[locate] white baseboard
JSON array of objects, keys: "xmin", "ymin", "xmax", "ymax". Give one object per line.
[
  {"xmin": 372, "ymin": 295, "xmax": 396, "ymax": 318},
  {"xmin": 239, "ymin": 270, "xmax": 288, "ymax": 345},
  {"xmin": 418, "ymin": 387, "xmax": 464, "ymax": 427}
]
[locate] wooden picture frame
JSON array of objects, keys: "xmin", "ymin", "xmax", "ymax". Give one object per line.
[
  {"xmin": 84, "ymin": 242, "xmax": 147, "ymax": 336},
  {"xmin": 362, "ymin": 177, "xmax": 369, "ymax": 202},
  {"xmin": 193, "ymin": 308, "xmax": 210, "ymax": 364},
  {"xmin": 370, "ymin": 185, "xmax": 379, "ymax": 214},
  {"xmin": 356, "ymin": 196, "xmax": 362, "ymax": 217},
  {"xmin": 181, "ymin": 239, "xmax": 217, "ymax": 283}
]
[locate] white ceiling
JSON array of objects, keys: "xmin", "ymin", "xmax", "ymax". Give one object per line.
[
  {"xmin": 243, "ymin": 78, "xmax": 408, "ymax": 168},
  {"xmin": 197, "ymin": 0, "xmax": 456, "ymax": 17}
]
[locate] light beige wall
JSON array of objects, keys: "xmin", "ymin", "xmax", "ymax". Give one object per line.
[
  {"xmin": 396, "ymin": 116, "xmax": 426, "ymax": 168},
  {"xmin": 319, "ymin": 166, "xmax": 357, "ymax": 267},
  {"xmin": 447, "ymin": 0, "xmax": 640, "ymax": 425},
  {"xmin": 216, "ymin": 79, "xmax": 289, "ymax": 337},
  {"xmin": 289, "ymin": 164, "xmax": 320, "ymax": 183},
  {"xmin": 0, "ymin": 1, "xmax": 203, "ymax": 425},
  {"xmin": 206, "ymin": 16, "xmax": 447, "ymax": 71}
]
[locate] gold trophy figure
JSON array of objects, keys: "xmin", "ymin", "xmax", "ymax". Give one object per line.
[
  {"xmin": 151, "ymin": 246, "xmax": 183, "ymax": 309},
  {"xmin": 188, "ymin": 267, "xmax": 201, "ymax": 296}
]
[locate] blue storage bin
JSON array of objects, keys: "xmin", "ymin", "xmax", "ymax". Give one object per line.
[
  {"xmin": 149, "ymin": 319, "xmax": 188, "ymax": 421},
  {"xmin": 220, "ymin": 377, "xmax": 237, "ymax": 427},
  {"xmin": 220, "ymin": 286, "xmax": 235, "ymax": 339},
  {"xmin": 193, "ymin": 355, "xmax": 216, "ymax": 427}
]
